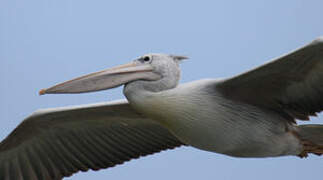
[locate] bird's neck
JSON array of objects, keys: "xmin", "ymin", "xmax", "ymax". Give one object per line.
[
  {"xmin": 123, "ymin": 79, "xmax": 182, "ymax": 129},
  {"xmin": 123, "ymin": 75, "xmax": 180, "ymax": 112}
]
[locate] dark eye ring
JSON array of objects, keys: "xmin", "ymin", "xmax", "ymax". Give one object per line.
[{"xmin": 143, "ymin": 56, "xmax": 150, "ymax": 62}]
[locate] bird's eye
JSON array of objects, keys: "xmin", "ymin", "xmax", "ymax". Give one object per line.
[{"xmin": 143, "ymin": 56, "xmax": 151, "ymax": 62}]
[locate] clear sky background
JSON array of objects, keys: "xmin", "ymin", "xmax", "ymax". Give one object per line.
[{"xmin": 1, "ymin": 0, "xmax": 323, "ymax": 180}]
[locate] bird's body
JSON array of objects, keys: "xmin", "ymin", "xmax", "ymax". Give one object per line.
[
  {"xmin": 1, "ymin": 38, "xmax": 323, "ymax": 179},
  {"xmin": 125, "ymin": 79, "xmax": 301, "ymax": 157}
]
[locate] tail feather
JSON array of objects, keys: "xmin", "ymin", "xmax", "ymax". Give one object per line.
[{"xmin": 297, "ymin": 124, "xmax": 323, "ymax": 157}]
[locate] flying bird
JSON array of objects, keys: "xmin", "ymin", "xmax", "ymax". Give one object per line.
[{"xmin": 1, "ymin": 37, "xmax": 323, "ymax": 180}]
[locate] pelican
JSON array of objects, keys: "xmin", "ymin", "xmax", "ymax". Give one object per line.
[{"xmin": 1, "ymin": 37, "xmax": 323, "ymax": 180}]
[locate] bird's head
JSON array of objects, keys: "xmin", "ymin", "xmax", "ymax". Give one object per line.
[{"xmin": 39, "ymin": 53, "xmax": 188, "ymax": 95}]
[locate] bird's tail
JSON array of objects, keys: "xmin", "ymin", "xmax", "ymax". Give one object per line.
[{"xmin": 297, "ymin": 124, "xmax": 323, "ymax": 158}]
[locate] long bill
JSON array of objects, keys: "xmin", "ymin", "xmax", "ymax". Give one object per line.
[{"xmin": 39, "ymin": 61, "xmax": 161, "ymax": 95}]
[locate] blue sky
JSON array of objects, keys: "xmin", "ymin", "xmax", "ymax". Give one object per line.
[{"xmin": 1, "ymin": 0, "xmax": 322, "ymax": 179}]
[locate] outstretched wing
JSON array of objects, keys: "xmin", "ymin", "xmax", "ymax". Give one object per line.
[
  {"xmin": 217, "ymin": 37, "xmax": 323, "ymax": 122},
  {"xmin": 0, "ymin": 99, "xmax": 183, "ymax": 180}
]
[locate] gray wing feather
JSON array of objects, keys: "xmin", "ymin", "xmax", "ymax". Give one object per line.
[
  {"xmin": 0, "ymin": 100, "xmax": 183, "ymax": 180},
  {"xmin": 217, "ymin": 37, "xmax": 323, "ymax": 122}
]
